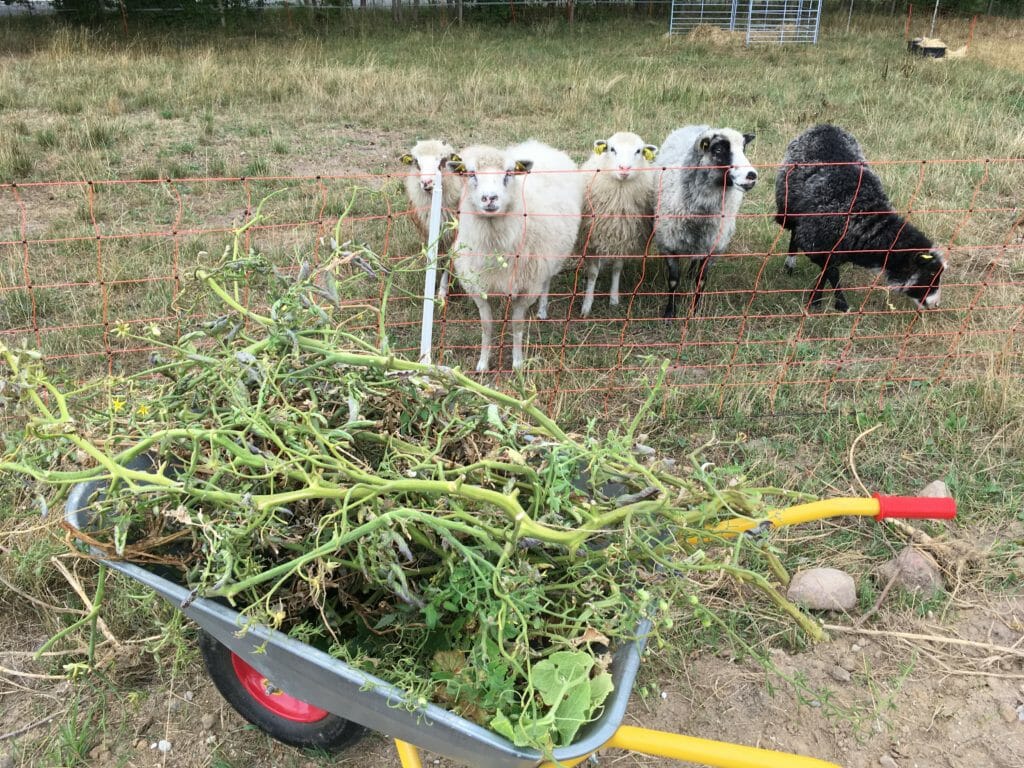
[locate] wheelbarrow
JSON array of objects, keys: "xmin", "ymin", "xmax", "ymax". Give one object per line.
[{"xmin": 65, "ymin": 469, "xmax": 955, "ymax": 768}]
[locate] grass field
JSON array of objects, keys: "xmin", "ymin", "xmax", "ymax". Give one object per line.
[{"xmin": 1, "ymin": 6, "xmax": 1023, "ymax": 767}]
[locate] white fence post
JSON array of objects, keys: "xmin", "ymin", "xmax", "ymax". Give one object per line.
[{"xmin": 418, "ymin": 171, "xmax": 444, "ymax": 365}]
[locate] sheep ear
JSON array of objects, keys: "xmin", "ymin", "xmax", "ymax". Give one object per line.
[
  {"xmin": 447, "ymin": 156, "xmax": 466, "ymax": 174},
  {"xmin": 699, "ymin": 137, "xmax": 711, "ymax": 152},
  {"xmin": 400, "ymin": 154, "xmax": 415, "ymax": 166},
  {"xmin": 593, "ymin": 140, "xmax": 608, "ymax": 155},
  {"xmin": 642, "ymin": 145, "xmax": 658, "ymax": 162},
  {"xmin": 514, "ymin": 160, "xmax": 533, "ymax": 174},
  {"xmin": 743, "ymin": 133, "xmax": 756, "ymax": 147}
]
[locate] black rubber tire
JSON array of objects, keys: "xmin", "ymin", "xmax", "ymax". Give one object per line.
[{"xmin": 198, "ymin": 631, "xmax": 365, "ymax": 753}]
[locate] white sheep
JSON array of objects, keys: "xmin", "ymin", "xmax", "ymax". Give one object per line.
[
  {"xmin": 653, "ymin": 125, "xmax": 758, "ymax": 317},
  {"xmin": 400, "ymin": 139, "xmax": 463, "ymax": 299},
  {"xmin": 577, "ymin": 132, "xmax": 658, "ymax": 317},
  {"xmin": 447, "ymin": 140, "xmax": 583, "ymax": 372}
]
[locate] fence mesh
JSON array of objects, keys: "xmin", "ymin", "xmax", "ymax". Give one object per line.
[{"xmin": 2, "ymin": 159, "xmax": 1022, "ymax": 418}]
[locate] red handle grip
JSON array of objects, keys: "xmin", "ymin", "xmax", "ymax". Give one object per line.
[{"xmin": 872, "ymin": 494, "xmax": 957, "ymax": 520}]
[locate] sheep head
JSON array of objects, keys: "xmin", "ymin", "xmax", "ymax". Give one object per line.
[
  {"xmin": 402, "ymin": 139, "xmax": 456, "ymax": 194},
  {"xmin": 592, "ymin": 132, "xmax": 658, "ymax": 181},
  {"xmin": 695, "ymin": 129, "xmax": 758, "ymax": 192},
  {"xmin": 899, "ymin": 248, "xmax": 947, "ymax": 309},
  {"xmin": 448, "ymin": 145, "xmax": 532, "ymax": 216}
]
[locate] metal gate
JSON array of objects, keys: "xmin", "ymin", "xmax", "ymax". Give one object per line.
[{"xmin": 668, "ymin": 0, "xmax": 822, "ymax": 44}]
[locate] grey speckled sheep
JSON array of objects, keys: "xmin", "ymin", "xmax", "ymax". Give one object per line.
[
  {"xmin": 653, "ymin": 125, "xmax": 757, "ymax": 318},
  {"xmin": 401, "ymin": 139, "xmax": 463, "ymax": 299},
  {"xmin": 577, "ymin": 132, "xmax": 658, "ymax": 317},
  {"xmin": 776, "ymin": 124, "xmax": 945, "ymax": 311},
  {"xmin": 447, "ymin": 140, "xmax": 583, "ymax": 372}
]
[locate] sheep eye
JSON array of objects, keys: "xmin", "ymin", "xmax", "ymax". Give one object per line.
[{"xmin": 609, "ymin": 147, "xmax": 617, "ymax": 154}]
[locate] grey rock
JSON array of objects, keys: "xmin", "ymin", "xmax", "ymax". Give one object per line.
[
  {"xmin": 878, "ymin": 755, "xmax": 899, "ymax": 768},
  {"xmin": 878, "ymin": 547, "xmax": 944, "ymax": 593},
  {"xmin": 919, "ymin": 479, "xmax": 951, "ymax": 497},
  {"xmin": 0, "ymin": 751, "xmax": 15, "ymax": 768},
  {"xmin": 839, "ymin": 655, "xmax": 859, "ymax": 672},
  {"xmin": 201, "ymin": 713, "xmax": 217, "ymax": 731},
  {"xmin": 787, "ymin": 567, "xmax": 857, "ymax": 611},
  {"xmin": 998, "ymin": 701, "xmax": 1020, "ymax": 724},
  {"xmin": 829, "ymin": 665, "xmax": 852, "ymax": 683}
]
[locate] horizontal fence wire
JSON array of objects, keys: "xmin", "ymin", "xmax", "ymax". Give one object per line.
[{"xmin": 2, "ymin": 159, "xmax": 1022, "ymax": 419}]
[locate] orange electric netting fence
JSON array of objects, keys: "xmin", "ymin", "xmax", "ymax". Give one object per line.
[{"xmin": 2, "ymin": 158, "xmax": 1022, "ymax": 419}]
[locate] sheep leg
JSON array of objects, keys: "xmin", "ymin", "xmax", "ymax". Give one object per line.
[
  {"xmin": 784, "ymin": 232, "xmax": 799, "ymax": 275},
  {"xmin": 684, "ymin": 256, "xmax": 711, "ymax": 315},
  {"xmin": 806, "ymin": 256, "xmax": 847, "ymax": 309},
  {"xmin": 580, "ymin": 257, "xmax": 601, "ymax": 317},
  {"xmin": 471, "ymin": 295, "xmax": 494, "ymax": 372},
  {"xmin": 662, "ymin": 257, "xmax": 680, "ymax": 319},
  {"xmin": 510, "ymin": 296, "xmax": 533, "ymax": 370},
  {"xmin": 536, "ymin": 277, "xmax": 552, "ymax": 321},
  {"xmin": 609, "ymin": 258, "xmax": 623, "ymax": 306},
  {"xmin": 824, "ymin": 265, "xmax": 849, "ymax": 312},
  {"xmin": 437, "ymin": 267, "xmax": 449, "ymax": 301}
]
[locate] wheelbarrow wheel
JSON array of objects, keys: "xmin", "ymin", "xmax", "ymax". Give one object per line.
[{"xmin": 199, "ymin": 631, "xmax": 365, "ymax": 753}]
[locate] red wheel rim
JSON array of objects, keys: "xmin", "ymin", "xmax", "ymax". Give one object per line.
[{"xmin": 230, "ymin": 652, "xmax": 330, "ymax": 723}]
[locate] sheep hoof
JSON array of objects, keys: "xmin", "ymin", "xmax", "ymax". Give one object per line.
[
  {"xmin": 835, "ymin": 301, "xmax": 850, "ymax": 313},
  {"xmin": 784, "ymin": 264, "xmax": 795, "ymax": 276}
]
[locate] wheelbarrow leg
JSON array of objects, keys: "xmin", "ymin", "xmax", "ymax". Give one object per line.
[{"xmin": 395, "ymin": 739, "xmax": 424, "ymax": 768}]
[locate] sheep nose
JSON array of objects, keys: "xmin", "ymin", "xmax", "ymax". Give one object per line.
[
  {"xmin": 745, "ymin": 170, "xmax": 758, "ymax": 182},
  {"xmin": 618, "ymin": 165, "xmax": 630, "ymax": 172},
  {"xmin": 482, "ymin": 194, "xmax": 498, "ymax": 204},
  {"xmin": 421, "ymin": 180, "xmax": 434, "ymax": 191}
]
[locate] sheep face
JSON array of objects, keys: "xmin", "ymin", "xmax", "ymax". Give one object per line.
[
  {"xmin": 401, "ymin": 140, "xmax": 456, "ymax": 194},
  {"xmin": 592, "ymin": 132, "xmax": 658, "ymax": 182},
  {"xmin": 695, "ymin": 129, "xmax": 758, "ymax": 192},
  {"xmin": 894, "ymin": 249, "xmax": 946, "ymax": 309},
  {"xmin": 449, "ymin": 150, "xmax": 533, "ymax": 216}
]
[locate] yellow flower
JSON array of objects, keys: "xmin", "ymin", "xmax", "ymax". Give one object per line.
[
  {"xmin": 111, "ymin": 398, "xmax": 126, "ymax": 413},
  {"xmin": 112, "ymin": 321, "xmax": 131, "ymax": 339},
  {"xmin": 147, "ymin": 324, "xmax": 162, "ymax": 338},
  {"xmin": 136, "ymin": 403, "xmax": 150, "ymax": 417}
]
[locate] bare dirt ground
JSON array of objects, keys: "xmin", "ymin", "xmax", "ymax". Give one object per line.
[{"xmin": 2, "ymin": 563, "xmax": 1022, "ymax": 768}]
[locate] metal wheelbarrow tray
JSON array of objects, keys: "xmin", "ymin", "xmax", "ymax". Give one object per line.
[{"xmin": 65, "ymin": 468, "xmax": 651, "ymax": 768}]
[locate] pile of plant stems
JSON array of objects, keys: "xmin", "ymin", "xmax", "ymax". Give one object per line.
[{"xmin": 0, "ymin": 242, "xmax": 818, "ymax": 754}]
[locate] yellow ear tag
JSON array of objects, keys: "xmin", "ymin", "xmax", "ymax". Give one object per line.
[
  {"xmin": 642, "ymin": 147, "xmax": 656, "ymax": 162},
  {"xmin": 594, "ymin": 142, "xmax": 607, "ymax": 155},
  {"xmin": 400, "ymin": 154, "xmax": 414, "ymax": 165},
  {"xmin": 921, "ymin": 253, "xmax": 933, "ymax": 260}
]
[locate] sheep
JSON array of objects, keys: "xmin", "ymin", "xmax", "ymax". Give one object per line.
[
  {"xmin": 447, "ymin": 140, "xmax": 583, "ymax": 372},
  {"xmin": 577, "ymin": 132, "xmax": 659, "ymax": 317},
  {"xmin": 400, "ymin": 139, "xmax": 463, "ymax": 299},
  {"xmin": 775, "ymin": 124, "xmax": 945, "ymax": 312},
  {"xmin": 652, "ymin": 125, "xmax": 758, "ymax": 318}
]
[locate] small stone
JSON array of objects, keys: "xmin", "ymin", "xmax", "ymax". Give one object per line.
[
  {"xmin": 206, "ymin": 735, "xmax": 217, "ymax": 745},
  {"xmin": 919, "ymin": 480, "xmax": 951, "ymax": 498},
  {"xmin": 201, "ymin": 713, "xmax": 217, "ymax": 731},
  {"xmin": 633, "ymin": 443, "xmax": 656, "ymax": 457},
  {"xmin": 851, "ymin": 643, "xmax": 862, "ymax": 652},
  {"xmin": 829, "ymin": 665, "xmax": 852, "ymax": 683},
  {"xmin": 89, "ymin": 745, "xmax": 103, "ymax": 760},
  {"xmin": 660, "ymin": 690, "xmax": 668, "ymax": 699},
  {"xmin": 878, "ymin": 755, "xmax": 899, "ymax": 768},
  {"xmin": 878, "ymin": 547, "xmax": 944, "ymax": 593},
  {"xmin": 135, "ymin": 739, "xmax": 148, "ymax": 750},
  {"xmin": 184, "ymin": 690, "xmax": 194, "ymax": 702},
  {"xmin": 787, "ymin": 568, "xmax": 857, "ymax": 611},
  {"xmin": 157, "ymin": 739, "xmax": 171, "ymax": 753},
  {"xmin": 0, "ymin": 752, "xmax": 15, "ymax": 768},
  {"xmin": 998, "ymin": 702, "xmax": 1019, "ymax": 723},
  {"xmin": 839, "ymin": 655, "xmax": 859, "ymax": 672}
]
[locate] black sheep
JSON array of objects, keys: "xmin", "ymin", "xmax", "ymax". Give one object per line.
[{"xmin": 775, "ymin": 124, "xmax": 945, "ymax": 312}]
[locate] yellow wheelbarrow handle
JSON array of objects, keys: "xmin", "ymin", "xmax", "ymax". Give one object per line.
[
  {"xmin": 394, "ymin": 725, "xmax": 842, "ymax": 767},
  {"xmin": 703, "ymin": 494, "xmax": 956, "ymax": 540}
]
